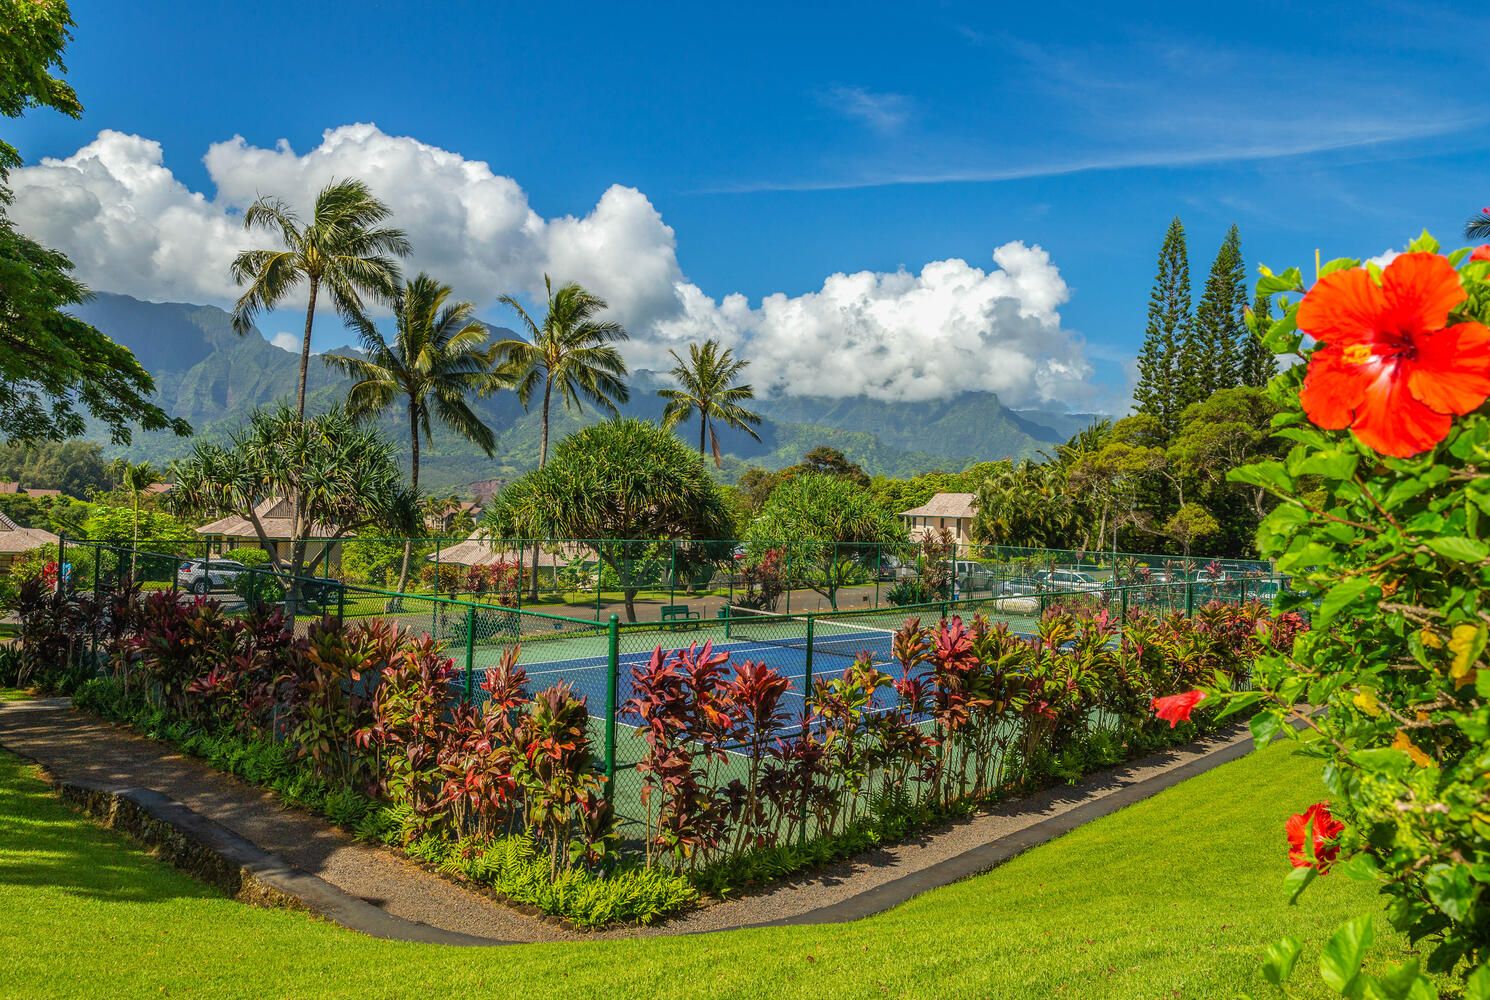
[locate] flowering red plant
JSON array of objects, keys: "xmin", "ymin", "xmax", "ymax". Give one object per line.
[
  {"xmin": 1285, "ymin": 802, "xmax": 1345, "ymax": 873},
  {"xmin": 1296, "ymin": 252, "xmax": 1490, "ymax": 457},
  {"xmin": 1151, "ymin": 688, "xmax": 1205, "ymax": 727}
]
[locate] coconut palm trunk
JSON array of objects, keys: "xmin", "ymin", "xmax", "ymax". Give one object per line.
[{"xmin": 393, "ymin": 400, "xmax": 420, "ymax": 600}]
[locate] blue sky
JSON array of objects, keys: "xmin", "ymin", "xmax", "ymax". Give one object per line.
[{"xmin": 8, "ymin": 0, "xmax": 1488, "ymax": 411}]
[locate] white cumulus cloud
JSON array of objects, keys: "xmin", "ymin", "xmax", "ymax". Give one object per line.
[
  {"xmin": 269, "ymin": 332, "xmax": 300, "ymax": 353},
  {"xmin": 8, "ymin": 124, "xmax": 1090, "ymax": 405}
]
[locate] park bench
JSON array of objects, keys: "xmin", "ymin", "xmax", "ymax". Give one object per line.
[{"xmin": 660, "ymin": 604, "xmax": 701, "ymax": 629}]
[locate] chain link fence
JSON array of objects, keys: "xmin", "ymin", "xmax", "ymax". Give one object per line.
[{"xmin": 35, "ymin": 535, "xmax": 1291, "ymax": 860}]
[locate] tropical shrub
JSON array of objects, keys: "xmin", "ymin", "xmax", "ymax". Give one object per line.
[{"xmin": 1193, "ymin": 235, "xmax": 1490, "ymax": 994}]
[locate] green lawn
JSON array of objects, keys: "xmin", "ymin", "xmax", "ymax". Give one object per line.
[{"xmin": 0, "ymin": 742, "xmax": 1412, "ymax": 999}]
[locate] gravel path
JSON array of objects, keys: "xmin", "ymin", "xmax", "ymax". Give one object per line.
[{"xmin": 0, "ymin": 698, "xmax": 1251, "ymax": 943}]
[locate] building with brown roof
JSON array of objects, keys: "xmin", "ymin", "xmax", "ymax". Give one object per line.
[
  {"xmin": 0, "ymin": 510, "xmax": 59, "ymax": 573},
  {"xmin": 901, "ymin": 492, "xmax": 979, "ymax": 543},
  {"xmin": 195, "ymin": 496, "xmax": 346, "ymax": 574}
]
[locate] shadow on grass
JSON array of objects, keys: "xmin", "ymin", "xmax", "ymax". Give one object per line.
[{"xmin": 0, "ymin": 751, "xmax": 221, "ymax": 905}]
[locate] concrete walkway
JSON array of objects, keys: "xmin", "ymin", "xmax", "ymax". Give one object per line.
[{"xmin": 0, "ymin": 698, "xmax": 1259, "ymax": 944}]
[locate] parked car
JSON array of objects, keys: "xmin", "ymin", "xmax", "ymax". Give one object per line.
[
  {"xmin": 176, "ymin": 558, "xmax": 250, "ymax": 595},
  {"xmin": 951, "ymin": 560, "xmax": 998, "ymax": 593},
  {"xmin": 995, "ymin": 576, "xmax": 1044, "ymax": 597},
  {"xmin": 1035, "ymin": 569, "xmax": 1104, "ymax": 593}
]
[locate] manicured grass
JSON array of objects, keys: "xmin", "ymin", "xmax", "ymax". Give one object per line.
[
  {"xmin": 0, "ymin": 687, "xmax": 34, "ymax": 702},
  {"xmin": 0, "ymin": 742, "xmax": 1412, "ymax": 999}
]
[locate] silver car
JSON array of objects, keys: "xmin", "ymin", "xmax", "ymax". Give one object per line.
[{"xmin": 176, "ymin": 558, "xmax": 249, "ymax": 595}]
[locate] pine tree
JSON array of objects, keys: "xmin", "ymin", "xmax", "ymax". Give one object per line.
[
  {"xmin": 1132, "ymin": 217, "xmax": 1192, "ymax": 435},
  {"xmin": 1184, "ymin": 225, "xmax": 1247, "ymax": 404},
  {"xmin": 1239, "ymin": 289, "xmax": 1277, "ymax": 387}
]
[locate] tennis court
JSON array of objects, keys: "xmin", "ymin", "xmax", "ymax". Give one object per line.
[{"xmin": 445, "ymin": 599, "xmax": 1051, "ymax": 749}]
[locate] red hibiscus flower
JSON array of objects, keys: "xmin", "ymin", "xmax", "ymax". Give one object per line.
[
  {"xmin": 1472, "ymin": 245, "xmax": 1490, "ymax": 263},
  {"xmin": 1296, "ymin": 252, "xmax": 1490, "ymax": 457},
  {"xmin": 1285, "ymin": 802, "xmax": 1345, "ymax": 872},
  {"xmin": 1151, "ymin": 689, "xmax": 1205, "ymax": 727}
]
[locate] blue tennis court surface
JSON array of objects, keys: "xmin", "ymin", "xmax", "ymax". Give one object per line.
[{"xmin": 456, "ymin": 621, "xmax": 908, "ymax": 730}]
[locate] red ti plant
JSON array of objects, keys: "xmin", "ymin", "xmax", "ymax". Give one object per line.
[
  {"xmin": 354, "ymin": 622, "xmax": 453, "ymax": 828},
  {"xmin": 287, "ymin": 617, "xmax": 381, "ymax": 790},
  {"xmin": 812, "ymin": 653, "xmax": 892, "ymax": 830},
  {"xmin": 624, "ymin": 643, "xmax": 739, "ymax": 868},
  {"xmin": 511, "ymin": 682, "xmax": 607, "ymax": 874},
  {"xmin": 439, "ymin": 646, "xmax": 529, "ymax": 840},
  {"xmin": 725, "ymin": 660, "xmax": 790, "ymax": 851}
]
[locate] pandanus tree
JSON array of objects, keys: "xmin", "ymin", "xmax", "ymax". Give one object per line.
[
  {"xmin": 486, "ymin": 275, "xmax": 630, "ymax": 598},
  {"xmin": 324, "ymin": 272, "xmax": 496, "ymax": 596},
  {"xmin": 169, "ymin": 406, "xmax": 412, "ymax": 595},
  {"xmin": 229, "ymin": 178, "xmax": 410, "ymax": 419},
  {"xmin": 480, "ymin": 419, "xmax": 732, "ymax": 621},
  {"xmin": 658, "ymin": 339, "xmax": 762, "ymax": 466}
]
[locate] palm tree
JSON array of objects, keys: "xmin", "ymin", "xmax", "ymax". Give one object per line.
[
  {"xmin": 110, "ymin": 459, "xmax": 162, "ymax": 576},
  {"xmin": 230, "ymin": 177, "xmax": 411, "ymax": 419},
  {"xmin": 488, "ymin": 276, "xmax": 629, "ymax": 601},
  {"xmin": 658, "ymin": 339, "xmax": 762, "ymax": 466},
  {"xmin": 487, "ymin": 276, "xmax": 630, "ymax": 468},
  {"xmin": 1466, "ymin": 209, "xmax": 1490, "ymax": 242},
  {"xmin": 325, "ymin": 273, "xmax": 497, "ymax": 597}
]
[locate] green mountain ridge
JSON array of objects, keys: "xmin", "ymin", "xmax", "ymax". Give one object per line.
[{"xmin": 71, "ymin": 292, "xmax": 1105, "ymax": 492}]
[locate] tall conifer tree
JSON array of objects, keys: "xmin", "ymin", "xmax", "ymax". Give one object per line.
[
  {"xmin": 1184, "ymin": 225, "xmax": 1247, "ymax": 404},
  {"xmin": 1132, "ymin": 217, "xmax": 1192, "ymax": 435},
  {"xmin": 1239, "ymin": 290, "xmax": 1277, "ymax": 387}
]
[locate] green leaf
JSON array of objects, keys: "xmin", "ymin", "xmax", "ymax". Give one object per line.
[
  {"xmin": 1319, "ymin": 916, "xmax": 1374, "ymax": 995},
  {"xmin": 1425, "ymin": 536, "xmax": 1489, "ymax": 563},
  {"xmin": 1424, "ymin": 864, "xmax": 1477, "ymax": 922},
  {"xmin": 1251, "ymin": 711, "xmax": 1284, "ymax": 748},
  {"xmin": 1229, "ymin": 461, "xmax": 1293, "ymax": 492},
  {"xmin": 1262, "ymin": 936, "xmax": 1303, "ymax": 987},
  {"xmin": 1349, "ymin": 748, "xmax": 1414, "ymax": 779},
  {"xmin": 1263, "ymin": 309, "xmax": 1302, "ymax": 353},
  {"xmin": 1465, "ymin": 963, "xmax": 1490, "ymax": 1000},
  {"xmin": 1285, "ymin": 864, "xmax": 1318, "ymax": 905},
  {"xmin": 1293, "ymin": 449, "xmax": 1359, "ymax": 481},
  {"xmin": 1318, "ymin": 257, "xmax": 1362, "ymax": 277},
  {"xmin": 1336, "ymin": 852, "xmax": 1381, "ymax": 882},
  {"xmin": 1405, "ymin": 229, "xmax": 1440, "ymax": 254},
  {"xmin": 1318, "ymin": 577, "xmax": 1377, "ymax": 627},
  {"xmin": 1258, "ymin": 267, "xmax": 1305, "ymax": 296},
  {"xmin": 1216, "ymin": 691, "xmax": 1264, "ymax": 721}
]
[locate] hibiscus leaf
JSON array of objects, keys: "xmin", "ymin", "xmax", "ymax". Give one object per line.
[
  {"xmin": 1405, "ymin": 229, "xmax": 1440, "ymax": 254},
  {"xmin": 1250, "ymin": 710, "xmax": 1284, "ymax": 748},
  {"xmin": 1258, "ymin": 267, "xmax": 1305, "ymax": 296},
  {"xmin": 1424, "ymin": 864, "xmax": 1477, "ymax": 922},
  {"xmin": 1335, "ymin": 852, "xmax": 1381, "ymax": 882},
  {"xmin": 1318, "ymin": 257, "xmax": 1361, "ymax": 277},
  {"xmin": 1262, "ymin": 936, "xmax": 1303, "ymax": 987},
  {"xmin": 1425, "ymin": 536, "xmax": 1489, "ymax": 563},
  {"xmin": 1284, "ymin": 864, "xmax": 1317, "ymax": 905},
  {"xmin": 1318, "ymin": 577, "xmax": 1377, "ymax": 627},
  {"xmin": 1465, "ymin": 963, "xmax": 1490, "ymax": 1000},
  {"xmin": 1319, "ymin": 916, "xmax": 1374, "ymax": 994}
]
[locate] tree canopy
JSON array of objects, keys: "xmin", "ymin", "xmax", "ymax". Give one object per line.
[
  {"xmin": 746, "ymin": 472, "xmax": 904, "ymax": 608},
  {"xmin": 0, "ymin": 0, "xmax": 188, "ymax": 447},
  {"xmin": 169, "ymin": 406, "xmax": 412, "ymax": 577},
  {"xmin": 480, "ymin": 419, "xmax": 732, "ymax": 620}
]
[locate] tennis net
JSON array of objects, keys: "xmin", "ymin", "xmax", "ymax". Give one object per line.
[{"xmin": 725, "ymin": 606, "xmax": 900, "ymax": 665}]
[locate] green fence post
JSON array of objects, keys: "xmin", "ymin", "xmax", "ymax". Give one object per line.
[
  {"xmin": 1185, "ymin": 581, "xmax": 1195, "ymax": 618},
  {"xmin": 669, "ymin": 539, "xmax": 676, "ymax": 610},
  {"xmin": 604, "ymin": 613, "xmax": 620, "ymax": 800},
  {"xmin": 941, "ymin": 598, "xmax": 950, "ymax": 622},
  {"xmin": 1120, "ymin": 584, "xmax": 1128, "ymax": 625},
  {"xmin": 464, "ymin": 605, "xmax": 476, "ymax": 704},
  {"xmin": 56, "ymin": 535, "xmax": 66, "ymax": 595},
  {"xmin": 799, "ymin": 614, "xmax": 815, "ymax": 848},
  {"xmin": 337, "ymin": 582, "xmax": 346, "ymax": 625}
]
